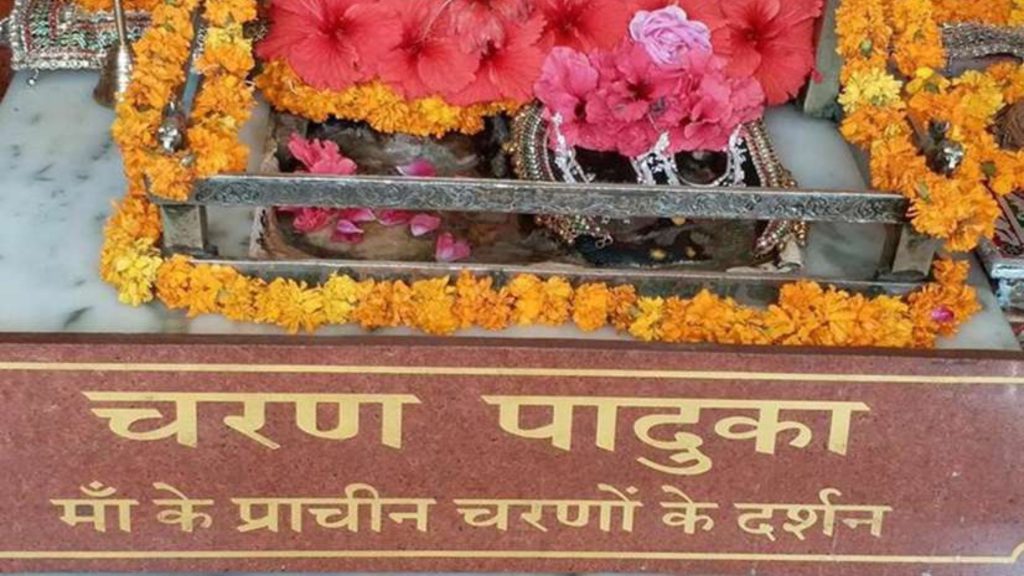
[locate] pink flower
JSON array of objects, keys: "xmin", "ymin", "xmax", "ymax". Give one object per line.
[
  {"xmin": 410, "ymin": 214, "xmax": 442, "ymax": 236},
  {"xmin": 332, "ymin": 218, "xmax": 366, "ymax": 244},
  {"xmin": 435, "ymin": 232, "xmax": 472, "ymax": 262},
  {"xmin": 629, "ymin": 5, "xmax": 712, "ymax": 66},
  {"xmin": 377, "ymin": 0, "xmax": 480, "ymax": 99},
  {"xmin": 257, "ymin": 0, "xmax": 401, "ymax": 91},
  {"xmin": 397, "ymin": 159, "xmax": 438, "ymax": 177},
  {"xmin": 534, "ymin": 47, "xmax": 612, "ymax": 150},
  {"xmin": 290, "ymin": 208, "xmax": 337, "ymax": 233},
  {"xmin": 587, "ymin": 42, "xmax": 679, "ymax": 124},
  {"xmin": 288, "ymin": 134, "xmax": 358, "ymax": 175},
  {"xmin": 449, "ymin": 16, "xmax": 547, "ymax": 105},
  {"xmin": 662, "ymin": 50, "xmax": 764, "ymax": 151}
]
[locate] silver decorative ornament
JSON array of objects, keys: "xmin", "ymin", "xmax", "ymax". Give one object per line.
[{"xmin": 93, "ymin": 0, "xmax": 132, "ymax": 107}]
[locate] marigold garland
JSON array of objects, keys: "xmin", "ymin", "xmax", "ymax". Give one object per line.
[
  {"xmin": 255, "ymin": 60, "xmax": 521, "ymax": 138},
  {"xmin": 74, "ymin": 0, "xmax": 159, "ymax": 12},
  {"xmin": 111, "ymin": 0, "xmax": 256, "ymax": 201},
  {"xmin": 97, "ymin": 0, "xmax": 984, "ymax": 347},
  {"xmin": 836, "ymin": 0, "xmax": 1024, "ymax": 252}
]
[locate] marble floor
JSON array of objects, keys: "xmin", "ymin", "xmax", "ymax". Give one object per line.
[{"xmin": 0, "ymin": 70, "xmax": 1018, "ymax": 349}]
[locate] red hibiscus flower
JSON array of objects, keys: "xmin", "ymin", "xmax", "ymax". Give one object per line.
[
  {"xmin": 536, "ymin": 0, "xmax": 633, "ymax": 51},
  {"xmin": 450, "ymin": 16, "xmax": 547, "ymax": 105},
  {"xmin": 449, "ymin": 0, "xmax": 531, "ymax": 47},
  {"xmin": 377, "ymin": 0, "xmax": 481, "ymax": 99},
  {"xmin": 711, "ymin": 0, "xmax": 822, "ymax": 105},
  {"xmin": 257, "ymin": 0, "xmax": 401, "ymax": 91}
]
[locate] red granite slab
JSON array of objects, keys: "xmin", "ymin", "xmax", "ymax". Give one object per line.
[
  {"xmin": 0, "ymin": 0, "xmax": 10, "ymax": 103},
  {"xmin": 1, "ymin": 334, "xmax": 1023, "ymax": 574}
]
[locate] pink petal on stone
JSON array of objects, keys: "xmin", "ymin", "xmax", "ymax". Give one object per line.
[
  {"xmin": 331, "ymin": 219, "xmax": 366, "ymax": 244},
  {"xmin": 398, "ymin": 159, "xmax": 438, "ymax": 177},
  {"xmin": 377, "ymin": 209, "xmax": 415, "ymax": 226},
  {"xmin": 435, "ymin": 232, "xmax": 472, "ymax": 262},
  {"xmin": 338, "ymin": 207, "xmax": 376, "ymax": 223},
  {"xmin": 410, "ymin": 213, "xmax": 442, "ymax": 237}
]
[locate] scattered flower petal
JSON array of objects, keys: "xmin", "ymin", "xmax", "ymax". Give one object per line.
[
  {"xmin": 397, "ymin": 159, "xmax": 438, "ymax": 177},
  {"xmin": 338, "ymin": 207, "xmax": 376, "ymax": 223},
  {"xmin": 377, "ymin": 209, "xmax": 416, "ymax": 226},
  {"xmin": 332, "ymin": 219, "xmax": 366, "ymax": 244},
  {"xmin": 291, "ymin": 208, "xmax": 337, "ymax": 233},
  {"xmin": 435, "ymin": 232, "xmax": 472, "ymax": 262},
  {"xmin": 410, "ymin": 213, "xmax": 442, "ymax": 236}
]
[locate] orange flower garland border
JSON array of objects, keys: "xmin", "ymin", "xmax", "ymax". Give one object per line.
[
  {"xmin": 99, "ymin": 0, "xmax": 981, "ymax": 347},
  {"xmin": 255, "ymin": 60, "xmax": 522, "ymax": 138},
  {"xmin": 836, "ymin": 0, "xmax": 1024, "ymax": 252}
]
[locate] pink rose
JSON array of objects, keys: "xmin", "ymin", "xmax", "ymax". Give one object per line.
[{"xmin": 629, "ymin": 6, "xmax": 712, "ymax": 67}]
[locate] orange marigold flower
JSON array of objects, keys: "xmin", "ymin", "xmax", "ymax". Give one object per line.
[
  {"xmin": 410, "ymin": 277, "xmax": 460, "ymax": 336},
  {"xmin": 572, "ymin": 283, "xmax": 611, "ymax": 332},
  {"xmin": 155, "ymin": 254, "xmax": 196, "ymax": 311},
  {"xmin": 608, "ymin": 285, "xmax": 638, "ymax": 332}
]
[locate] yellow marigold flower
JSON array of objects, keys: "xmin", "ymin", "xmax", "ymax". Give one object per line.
[
  {"xmin": 838, "ymin": 68, "xmax": 903, "ymax": 114},
  {"xmin": 905, "ymin": 68, "xmax": 949, "ymax": 95},
  {"xmin": 1012, "ymin": 0, "xmax": 1024, "ymax": 25},
  {"xmin": 628, "ymin": 297, "xmax": 664, "ymax": 342},
  {"xmin": 321, "ymin": 274, "xmax": 371, "ymax": 324},
  {"xmin": 255, "ymin": 278, "xmax": 326, "ymax": 334},
  {"xmin": 102, "ymin": 238, "xmax": 163, "ymax": 306}
]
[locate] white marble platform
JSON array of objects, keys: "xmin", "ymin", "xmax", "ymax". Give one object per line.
[{"xmin": 0, "ymin": 70, "xmax": 1017, "ymax": 350}]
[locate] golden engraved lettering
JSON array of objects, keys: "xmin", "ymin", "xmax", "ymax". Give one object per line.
[
  {"xmin": 633, "ymin": 408, "xmax": 711, "ymax": 476},
  {"xmin": 50, "ymin": 481, "xmax": 137, "ymax": 533},
  {"xmin": 231, "ymin": 484, "xmax": 435, "ymax": 533},
  {"xmin": 223, "ymin": 398, "xmax": 279, "ymax": 450},
  {"xmin": 734, "ymin": 488, "xmax": 891, "ymax": 542},
  {"xmin": 85, "ymin": 392, "xmax": 199, "ymax": 447},
  {"xmin": 85, "ymin": 392, "xmax": 420, "ymax": 450},
  {"xmin": 483, "ymin": 396, "xmax": 870, "ymax": 476},
  {"xmin": 151, "ymin": 482, "xmax": 214, "ymax": 533},
  {"xmin": 454, "ymin": 484, "xmax": 641, "ymax": 533},
  {"xmin": 659, "ymin": 486, "xmax": 719, "ymax": 534}
]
